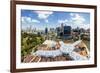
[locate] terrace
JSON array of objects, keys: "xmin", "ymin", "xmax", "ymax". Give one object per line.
[{"xmin": 23, "ymin": 40, "xmax": 90, "ymax": 63}]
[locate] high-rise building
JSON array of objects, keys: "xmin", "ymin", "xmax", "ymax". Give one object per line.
[
  {"xmin": 61, "ymin": 23, "xmax": 64, "ymax": 32},
  {"xmin": 56, "ymin": 24, "xmax": 72, "ymax": 39},
  {"xmin": 63, "ymin": 26, "xmax": 71, "ymax": 35},
  {"xmin": 62, "ymin": 26, "xmax": 72, "ymax": 39},
  {"xmin": 45, "ymin": 27, "xmax": 48, "ymax": 35},
  {"xmin": 56, "ymin": 27, "xmax": 61, "ymax": 36}
]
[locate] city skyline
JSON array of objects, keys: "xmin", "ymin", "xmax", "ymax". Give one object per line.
[{"xmin": 21, "ymin": 10, "xmax": 90, "ymax": 30}]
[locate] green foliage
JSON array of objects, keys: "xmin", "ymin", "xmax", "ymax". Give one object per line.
[
  {"xmin": 21, "ymin": 32, "xmax": 45, "ymax": 58},
  {"xmin": 80, "ymin": 34, "xmax": 90, "ymax": 41}
]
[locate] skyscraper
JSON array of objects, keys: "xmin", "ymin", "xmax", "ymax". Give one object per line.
[
  {"xmin": 61, "ymin": 23, "xmax": 64, "ymax": 32},
  {"xmin": 45, "ymin": 27, "xmax": 48, "ymax": 35},
  {"xmin": 56, "ymin": 27, "xmax": 61, "ymax": 36},
  {"xmin": 63, "ymin": 26, "xmax": 71, "ymax": 35}
]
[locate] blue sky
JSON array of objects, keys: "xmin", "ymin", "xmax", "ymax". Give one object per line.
[{"xmin": 21, "ymin": 10, "xmax": 90, "ymax": 30}]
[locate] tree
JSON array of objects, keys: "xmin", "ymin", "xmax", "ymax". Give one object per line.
[{"xmin": 21, "ymin": 32, "xmax": 45, "ymax": 61}]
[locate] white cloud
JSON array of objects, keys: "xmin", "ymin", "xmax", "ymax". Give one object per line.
[
  {"xmin": 68, "ymin": 23, "xmax": 89, "ymax": 29},
  {"xmin": 35, "ymin": 11, "xmax": 53, "ymax": 19},
  {"xmin": 21, "ymin": 16, "xmax": 40, "ymax": 25},
  {"xmin": 73, "ymin": 23, "xmax": 90, "ymax": 29},
  {"xmin": 70, "ymin": 13, "xmax": 74, "ymax": 16},
  {"xmin": 31, "ymin": 19, "xmax": 40, "ymax": 23},
  {"xmin": 34, "ymin": 11, "xmax": 53, "ymax": 23},
  {"xmin": 58, "ymin": 19, "xmax": 68, "ymax": 24},
  {"xmin": 80, "ymin": 24, "xmax": 90, "ymax": 29},
  {"xmin": 57, "ymin": 13, "xmax": 89, "ymax": 29},
  {"xmin": 69, "ymin": 13, "xmax": 89, "ymax": 29},
  {"xmin": 71, "ymin": 14, "xmax": 85, "ymax": 24},
  {"xmin": 45, "ymin": 19, "xmax": 49, "ymax": 23}
]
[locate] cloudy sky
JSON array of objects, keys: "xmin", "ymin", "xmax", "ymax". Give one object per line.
[{"xmin": 21, "ymin": 10, "xmax": 90, "ymax": 30}]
